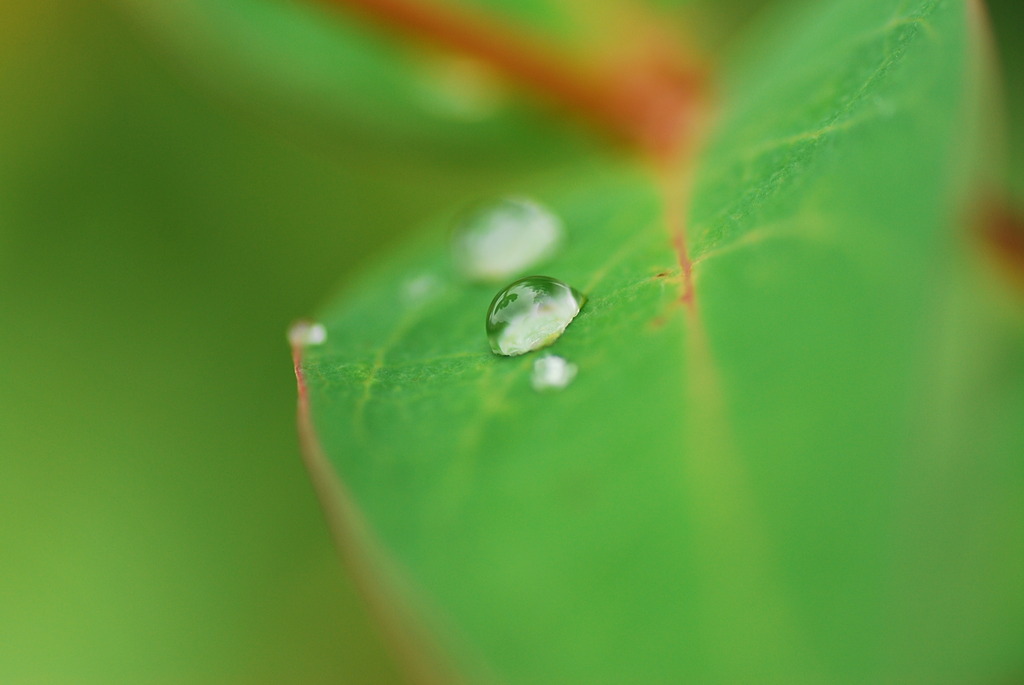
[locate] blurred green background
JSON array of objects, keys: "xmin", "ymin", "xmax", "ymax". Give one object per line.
[
  {"xmin": 0, "ymin": 0, "xmax": 591, "ymax": 680},
  {"xmin": 0, "ymin": 0, "xmax": 1020, "ymax": 682},
  {"xmin": 0, "ymin": 1, "xmax": 404, "ymax": 681}
]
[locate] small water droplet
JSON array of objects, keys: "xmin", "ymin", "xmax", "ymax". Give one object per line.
[
  {"xmin": 531, "ymin": 355, "xmax": 578, "ymax": 392},
  {"xmin": 486, "ymin": 276, "xmax": 585, "ymax": 356},
  {"xmin": 452, "ymin": 198, "xmax": 564, "ymax": 282},
  {"xmin": 402, "ymin": 273, "xmax": 443, "ymax": 306},
  {"xmin": 288, "ymin": 320, "xmax": 327, "ymax": 347}
]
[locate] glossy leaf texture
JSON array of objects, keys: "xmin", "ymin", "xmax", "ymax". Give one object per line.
[{"xmin": 297, "ymin": 0, "xmax": 1024, "ymax": 681}]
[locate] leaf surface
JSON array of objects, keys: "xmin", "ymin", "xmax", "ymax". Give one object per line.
[
  {"xmin": 113, "ymin": 0, "xmax": 664, "ymax": 166},
  {"xmin": 298, "ymin": 0, "xmax": 1024, "ymax": 681}
]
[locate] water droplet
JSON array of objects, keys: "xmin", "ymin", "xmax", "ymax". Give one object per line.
[
  {"xmin": 452, "ymin": 198, "xmax": 564, "ymax": 282},
  {"xmin": 531, "ymin": 355, "xmax": 578, "ymax": 392},
  {"xmin": 486, "ymin": 276, "xmax": 585, "ymax": 356},
  {"xmin": 402, "ymin": 273, "xmax": 443, "ymax": 306},
  {"xmin": 288, "ymin": 320, "xmax": 327, "ymax": 347}
]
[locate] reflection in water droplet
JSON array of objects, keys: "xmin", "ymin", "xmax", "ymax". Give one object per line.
[
  {"xmin": 288, "ymin": 320, "xmax": 327, "ymax": 347},
  {"xmin": 452, "ymin": 198, "xmax": 564, "ymax": 282},
  {"xmin": 486, "ymin": 276, "xmax": 585, "ymax": 356},
  {"xmin": 532, "ymin": 355, "xmax": 578, "ymax": 392}
]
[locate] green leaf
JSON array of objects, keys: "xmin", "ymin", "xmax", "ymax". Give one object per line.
[
  {"xmin": 298, "ymin": 0, "xmax": 1024, "ymax": 681},
  {"xmin": 111, "ymin": 0, "xmax": 615, "ymax": 168}
]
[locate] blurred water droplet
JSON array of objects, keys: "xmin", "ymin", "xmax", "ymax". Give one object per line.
[
  {"xmin": 402, "ymin": 273, "xmax": 443, "ymax": 306},
  {"xmin": 452, "ymin": 198, "xmax": 564, "ymax": 282},
  {"xmin": 486, "ymin": 276, "xmax": 585, "ymax": 356},
  {"xmin": 531, "ymin": 355, "xmax": 578, "ymax": 392},
  {"xmin": 288, "ymin": 320, "xmax": 327, "ymax": 347}
]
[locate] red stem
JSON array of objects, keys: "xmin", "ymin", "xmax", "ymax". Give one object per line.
[{"xmin": 979, "ymin": 201, "xmax": 1024, "ymax": 287}]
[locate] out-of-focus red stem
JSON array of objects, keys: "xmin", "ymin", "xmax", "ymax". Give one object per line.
[
  {"xmin": 979, "ymin": 201, "xmax": 1024, "ymax": 287},
  {"xmin": 317, "ymin": 0, "xmax": 704, "ymax": 158}
]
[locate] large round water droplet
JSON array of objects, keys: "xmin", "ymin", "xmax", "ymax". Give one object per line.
[
  {"xmin": 452, "ymin": 198, "xmax": 564, "ymax": 282},
  {"xmin": 486, "ymin": 276, "xmax": 585, "ymax": 356}
]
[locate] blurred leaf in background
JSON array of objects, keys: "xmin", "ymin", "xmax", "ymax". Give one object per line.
[
  {"xmin": 0, "ymin": 0, "xmax": 1022, "ymax": 683},
  {"xmin": 0, "ymin": 0, "xmax": 403, "ymax": 681}
]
